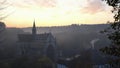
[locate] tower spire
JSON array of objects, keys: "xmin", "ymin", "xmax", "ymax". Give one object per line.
[{"xmin": 32, "ymin": 19, "xmax": 36, "ymax": 35}]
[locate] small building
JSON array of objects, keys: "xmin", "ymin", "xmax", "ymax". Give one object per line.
[{"xmin": 17, "ymin": 20, "xmax": 57, "ymax": 61}]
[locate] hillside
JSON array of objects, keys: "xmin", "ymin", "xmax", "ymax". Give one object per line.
[{"xmin": 22, "ymin": 24, "xmax": 110, "ymax": 57}]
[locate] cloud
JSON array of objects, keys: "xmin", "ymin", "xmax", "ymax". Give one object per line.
[
  {"xmin": 10, "ymin": 0, "xmax": 107, "ymax": 14},
  {"xmin": 81, "ymin": 0, "xmax": 106, "ymax": 14},
  {"xmin": 33, "ymin": 0, "xmax": 56, "ymax": 8},
  {"xmin": 11, "ymin": 0, "xmax": 57, "ymax": 8}
]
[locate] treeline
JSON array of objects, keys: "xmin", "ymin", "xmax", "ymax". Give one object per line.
[{"xmin": 0, "ymin": 56, "xmax": 55, "ymax": 68}]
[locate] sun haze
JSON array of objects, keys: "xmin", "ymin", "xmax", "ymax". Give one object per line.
[{"xmin": 2, "ymin": 0, "xmax": 114, "ymax": 28}]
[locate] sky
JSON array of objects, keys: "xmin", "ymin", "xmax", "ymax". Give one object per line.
[{"xmin": 1, "ymin": 0, "xmax": 114, "ymax": 28}]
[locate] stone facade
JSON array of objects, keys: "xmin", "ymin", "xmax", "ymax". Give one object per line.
[{"xmin": 17, "ymin": 21, "xmax": 57, "ymax": 61}]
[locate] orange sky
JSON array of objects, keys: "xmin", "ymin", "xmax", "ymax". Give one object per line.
[{"xmin": 1, "ymin": 0, "xmax": 114, "ymax": 28}]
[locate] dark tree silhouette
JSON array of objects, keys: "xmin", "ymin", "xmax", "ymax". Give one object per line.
[
  {"xmin": 103, "ymin": 0, "xmax": 120, "ymax": 22},
  {"xmin": 0, "ymin": 0, "xmax": 11, "ymax": 20},
  {"xmin": 100, "ymin": 0, "xmax": 120, "ymax": 67}
]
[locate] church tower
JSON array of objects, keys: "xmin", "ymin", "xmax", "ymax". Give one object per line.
[{"xmin": 32, "ymin": 20, "xmax": 36, "ymax": 35}]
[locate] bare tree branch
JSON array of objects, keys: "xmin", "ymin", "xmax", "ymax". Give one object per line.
[{"xmin": 0, "ymin": 0, "xmax": 11, "ymax": 20}]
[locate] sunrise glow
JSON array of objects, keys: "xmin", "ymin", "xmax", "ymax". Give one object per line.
[{"xmin": 1, "ymin": 0, "xmax": 114, "ymax": 27}]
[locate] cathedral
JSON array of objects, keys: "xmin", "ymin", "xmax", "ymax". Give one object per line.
[{"xmin": 17, "ymin": 20, "xmax": 57, "ymax": 61}]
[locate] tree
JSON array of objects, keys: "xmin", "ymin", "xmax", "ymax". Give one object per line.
[
  {"xmin": 34, "ymin": 57, "xmax": 55, "ymax": 68},
  {"xmin": 0, "ymin": 0, "xmax": 11, "ymax": 20},
  {"xmin": 0, "ymin": 62, "xmax": 10, "ymax": 68},
  {"xmin": 103, "ymin": 0, "xmax": 120, "ymax": 22},
  {"xmin": 100, "ymin": 0, "xmax": 120, "ymax": 67},
  {"xmin": 10, "ymin": 56, "xmax": 55, "ymax": 68}
]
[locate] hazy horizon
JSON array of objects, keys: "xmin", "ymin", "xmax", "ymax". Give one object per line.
[{"xmin": 5, "ymin": 23, "xmax": 109, "ymax": 28}]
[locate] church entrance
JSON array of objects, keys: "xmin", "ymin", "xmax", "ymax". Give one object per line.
[{"xmin": 46, "ymin": 45, "xmax": 55, "ymax": 62}]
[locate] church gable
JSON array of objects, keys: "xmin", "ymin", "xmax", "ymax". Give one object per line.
[
  {"xmin": 18, "ymin": 33, "xmax": 54, "ymax": 43},
  {"xmin": 17, "ymin": 20, "xmax": 57, "ymax": 61}
]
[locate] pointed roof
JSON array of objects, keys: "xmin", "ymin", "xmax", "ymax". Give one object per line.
[
  {"xmin": 32, "ymin": 19, "xmax": 36, "ymax": 35},
  {"xmin": 33, "ymin": 19, "xmax": 36, "ymax": 28}
]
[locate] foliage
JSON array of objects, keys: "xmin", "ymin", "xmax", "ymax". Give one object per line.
[
  {"xmin": 0, "ymin": 62, "xmax": 10, "ymax": 68},
  {"xmin": 0, "ymin": 56, "xmax": 55, "ymax": 68},
  {"xmin": 10, "ymin": 56, "xmax": 55, "ymax": 68},
  {"xmin": 103, "ymin": 0, "xmax": 120, "ymax": 22},
  {"xmin": 10, "ymin": 56, "xmax": 30, "ymax": 68},
  {"xmin": 100, "ymin": 0, "xmax": 120, "ymax": 67},
  {"xmin": 34, "ymin": 56, "xmax": 55, "ymax": 68}
]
